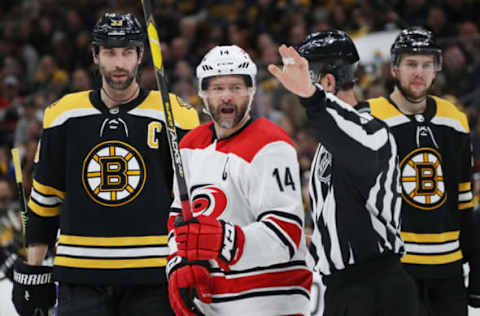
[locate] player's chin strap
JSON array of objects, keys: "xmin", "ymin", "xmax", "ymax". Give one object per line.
[{"xmin": 199, "ymin": 87, "xmax": 256, "ymax": 123}]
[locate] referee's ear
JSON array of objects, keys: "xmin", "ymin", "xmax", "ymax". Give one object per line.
[{"xmin": 319, "ymin": 73, "xmax": 336, "ymax": 93}]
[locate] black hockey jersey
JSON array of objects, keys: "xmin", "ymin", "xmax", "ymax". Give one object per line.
[
  {"xmin": 304, "ymin": 85, "xmax": 404, "ymax": 277},
  {"xmin": 26, "ymin": 89, "xmax": 199, "ymax": 285},
  {"xmin": 368, "ymin": 96, "xmax": 475, "ymax": 278}
]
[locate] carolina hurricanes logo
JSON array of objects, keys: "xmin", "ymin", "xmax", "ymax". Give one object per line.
[{"xmin": 190, "ymin": 184, "xmax": 227, "ymax": 217}]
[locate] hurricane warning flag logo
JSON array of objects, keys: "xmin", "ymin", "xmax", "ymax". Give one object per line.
[
  {"xmin": 190, "ymin": 184, "xmax": 227, "ymax": 218},
  {"xmin": 399, "ymin": 147, "xmax": 446, "ymax": 210},
  {"xmin": 82, "ymin": 141, "xmax": 146, "ymax": 207}
]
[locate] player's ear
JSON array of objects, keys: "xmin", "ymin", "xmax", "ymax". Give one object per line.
[
  {"xmin": 390, "ymin": 64, "xmax": 397, "ymax": 79},
  {"xmin": 92, "ymin": 47, "xmax": 99, "ymax": 65},
  {"xmin": 138, "ymin": 47, "xmax": 144, "ymax": 64}
]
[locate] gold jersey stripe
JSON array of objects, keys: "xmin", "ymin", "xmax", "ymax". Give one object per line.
[
  {"xmin": 28, "ymin": 199, "xmax": 60, "ymax": 217},
  {"xmin": 459, "ymin": 201, "xmax": 474, "ymax": 210},
  {"xmin": 33, "ymin": 179, "xmax": 66, "ymax": 199},
  {"xmin": 401, "ymin": 250, "xmax": 463, "ymax": 265},
  {"xmin": 58, "ymin": 234, "xmax": 168, "ymax": 246},
  {"xmin": 54, "ymin": 256, "xmax": 167, "ymax": 269},
  {"xmin": 459, "ymin": 182, "xmax": 472, "ymax": 192},
  {"xmin": 43, "ymin": 91, "xmax": 94, "ymax": 129},
  {"xmin": 401, "ymin": 231, "xmax": 459, "ymax": 243}
]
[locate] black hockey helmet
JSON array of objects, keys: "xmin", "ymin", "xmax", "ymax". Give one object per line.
[
  {"xmin": 297, "ymin": 30, "xmax": 359, "ymax": 88},
  {"xmin": 91, "ymin": 13, "xmax": 145, "ymax": 51},
  {"xmin": 391, "ymin": 27, "xmax": 442, "ymax": 71}
]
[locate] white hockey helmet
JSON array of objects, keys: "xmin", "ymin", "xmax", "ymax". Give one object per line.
[{"xmin": 196, "ymin": 45, "xmax": 257, "ymax": 96}]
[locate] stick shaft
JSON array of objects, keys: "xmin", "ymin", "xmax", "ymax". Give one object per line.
[
  {"xmin": 11, "ymin": 148, "xmax": 27, "ymax": 238},
  {"xmin": 141, "ymin": 0, "xmax": 192, "ymax": 220}
]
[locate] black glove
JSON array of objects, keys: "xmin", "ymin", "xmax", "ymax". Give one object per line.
[
  {"xmin": 469, "ymin": 270, "xmax": 480, "ymax": 307},
  {"xmin": 12, "ymin": 261, "xmax": 56, "ymax": 316},
  {"xmin": 468, "ymin": 254, "xmax": 480, "ymax": 308}
]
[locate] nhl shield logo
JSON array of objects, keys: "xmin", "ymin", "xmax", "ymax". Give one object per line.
[
  {"xmin": 399, "ymin": 147, "xmax": 446, "ymax": 210},
  {"xmin": 82, "ymin": 141, "xmax": 146, "ymax": 207}
]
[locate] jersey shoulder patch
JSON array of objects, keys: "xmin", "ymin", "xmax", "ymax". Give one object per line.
[
  {"xmin": 218, "ymin": 118, "xmax": 294, "ymax": 163},
  {"xmin": 139, "ymin": 91, "xmax": 200, "ymax": 130},
  {"xmin": 368, "ymin": 97, "xmax": 401, "ymax": 120},
  {"xmin": 43, "ymin": 91, "xmax": 96, "ymax": 129},
  {"xmin": 431, "ymin": 96, "xmax": 470, "ymax": 133}
]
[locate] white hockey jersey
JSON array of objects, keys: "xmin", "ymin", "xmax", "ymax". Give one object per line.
[{"xmin": 169, "ymin": 117, "xmax": 312, "ymax": 316}]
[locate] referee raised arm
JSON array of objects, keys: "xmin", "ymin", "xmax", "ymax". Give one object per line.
[{"xmin": 269, "ymin": 32, "xmax": 419, "ymax": 316}]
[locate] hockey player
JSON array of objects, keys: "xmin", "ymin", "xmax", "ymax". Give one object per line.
[
  {"xmin": 366, "ymin": 27, "xmax": 480, "ymax": 316},
  {"xmin": 11, "ymin": 13, "xmax": 199, "ymax": 316},
  {"xmin": 166, "ymin": 45, "xmax": 312, "ymax": 316},
  {"xmin": 268, "ymin": 31, "xmax": 418, "ymax": 316}
]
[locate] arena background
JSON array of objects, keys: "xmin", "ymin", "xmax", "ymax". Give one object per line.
[{"xmin": 1, "ymin": 0, "xmax": 480, "ymax": 314}]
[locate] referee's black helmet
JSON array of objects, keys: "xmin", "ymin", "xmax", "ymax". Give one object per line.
[{"xmin": 297, "ymin": 30, "xmax": 359, "ymax": 88}]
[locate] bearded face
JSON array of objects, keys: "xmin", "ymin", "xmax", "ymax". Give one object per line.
[
  {"xmin": 96, "ymin": 47, "xmax": 140, "ymax": 90},
  {"xmin": 204, "ymin": 75, "xmax": 251, "ymax": 129},
  {"xmin": 393, "ymin": 54, "xmax": 437, "ymax": 102}
]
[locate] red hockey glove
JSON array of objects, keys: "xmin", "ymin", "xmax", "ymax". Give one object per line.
[
  {"xmin": 174, "ymin": 216, "xmax": 245, "ymax": 270},
  {"xmin": 167, "ymin": 256, "xmax": 211, "ymax": 316}
]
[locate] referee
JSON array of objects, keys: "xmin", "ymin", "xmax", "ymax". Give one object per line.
[{"xmin": 269, "ymin": 31, "xmax": 419, "ymax": 316}]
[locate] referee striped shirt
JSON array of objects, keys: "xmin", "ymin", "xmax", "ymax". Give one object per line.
[{"xmin": 301, "ymin": 85, "xmax": 404, "ymax": 276}]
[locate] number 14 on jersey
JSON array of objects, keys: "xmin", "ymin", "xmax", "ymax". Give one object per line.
[{"xmin": 273, "ymin": 167, "xmax": 296, "ymax": 191}]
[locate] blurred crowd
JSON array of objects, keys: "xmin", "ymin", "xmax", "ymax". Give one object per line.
[{"xmin": 1, "ymin": 0, "xmax": 480, "ymax": 229}]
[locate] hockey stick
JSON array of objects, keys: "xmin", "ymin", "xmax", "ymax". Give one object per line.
[
  {"xmin": 11, "ymin": 148, "xmax": 27, "ymax": 239},
  {"xmin": 140, "ymin": 0, "xmax": 193, "ymax": 221},
  {"xmin": 0, "ymin": 148, "xmax": 25, "ymax": 280},
  {"xmin": 140, "ymin": 3, "xmax": 206, "ymax": 315}
]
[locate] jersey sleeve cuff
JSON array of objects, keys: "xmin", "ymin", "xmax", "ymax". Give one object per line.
[
  {"xmin": 298, "ymin": 84, "xmax": 326, "ymax": 111},
  {"xmin": 25, "ymin": 208, "xmax": 59, "ymax": 247}
]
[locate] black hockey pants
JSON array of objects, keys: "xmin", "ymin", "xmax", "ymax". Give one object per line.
[
  {"xmin": 57, "ymin": 282, "xmax": 175, "ymax": 316},
  {"xmin": 322, "ymin": 254, "xmax": 419, "ymax": 316},
  {"xmin": 415, "ymin": 276, "xmax": 467, "ymax": 316}
]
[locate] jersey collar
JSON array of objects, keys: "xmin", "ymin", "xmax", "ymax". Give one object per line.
[
  {"xmin": 386, "ymin": 95, "xmax": 436, "ymax": 122},
  {"xmin": 90, "ymin": 88, "xmax": 149, "ymax": 114},
  {"xmin": 210, "ymin": 117, "xmax": 255, "ymax": 142}
]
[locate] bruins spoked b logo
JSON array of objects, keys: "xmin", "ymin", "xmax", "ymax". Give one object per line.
[
  {"xmin": 399, "ymin": 147, "xmax": 446, "ymax": 210},
  {"xmin": 82, "ymin": 141, "xmax": 146, "ymax": 206}
]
